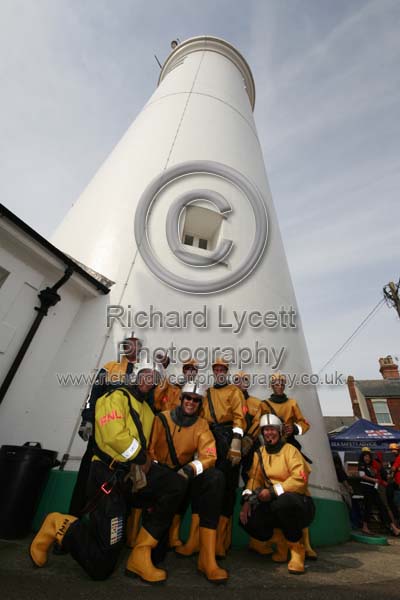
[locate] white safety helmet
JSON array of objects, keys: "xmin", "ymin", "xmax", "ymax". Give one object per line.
[
  {"xmin": 260, "ymin": 413, "xmax": 283, "ymax": 433},
  {"xmin": 181, "ymin": 381, "xmax": 207, "ymax": 399},
  {"xmin": 135, "ymin": 362, "xmax": 162, "ymax": 385}
]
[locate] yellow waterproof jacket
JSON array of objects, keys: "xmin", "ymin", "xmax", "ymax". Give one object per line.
[
  {"xmin": 99, "ymin": 357, "xmax": 164, "ymax": 412},
  {"xmin": 153, "ymin": 379, "xmax": 181, "ymax": 412},
  {"xmin": 94, "ymin": 388, "xmax": 154, "ymax": 463},
  {"xmin": 102, "ymin": 356, "xmax": 134, "ymax": 385},
  {"xmin": 246, "ymin": 395, "xmax": 261, "ymax": 418},
  {"xmin": 82, "ymin": 357, "xmax": 139, "ymax": 424},
  {"xmin": 244, "ymin": 443, "xmax": 311, "ymax": 497},
  {"xmin": 248, "ymin": 396, "xmax": 310, "ymax": 439},
  {"xmin": 201, "ymin": 384, "xmax": 246, "ymax": 435},
  {"xmin": 243, "ymin": 394, "xmax": 261, "ymax": 433},
  {"xmin": 148, "ymin": 410, "xmax": 217, "ymax": 476}
]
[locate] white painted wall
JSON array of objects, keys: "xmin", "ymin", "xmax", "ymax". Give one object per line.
[{"xmin": 0, "ymin": 220, "xmax": 108, "ymax": 460}]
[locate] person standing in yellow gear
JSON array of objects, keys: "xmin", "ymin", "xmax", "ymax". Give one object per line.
[
  {"xmin": 233, "ymin": 370, "xmax": 261, "ymax": 482},
  {"xmin": 153, "ymin": 359, "xmax": 199, "ymax": 412},
  {"xmin": 232, "ymin": 371, "xmax": 261, "ymax": 431},
  {"xmin": 30, "ymin": 365, "xmax": 187, "ymax": 583},
  {"xmin": 240, "ymin": 414, "xmax": 315, "ymax": 574},
  {"xmin": 149, "ymin": 381, "xmax": 227, "ymax": 583},
  {"xmin": 245, "ymin": 373, "xmax": 311, "ymax": 460},
  {"xmin": 201, "ymin": 358, "xmax": 246, "ymax": 557},
  {"xmin": 242, "ymin": 373, "xmax": 315, "ymax": 558}
]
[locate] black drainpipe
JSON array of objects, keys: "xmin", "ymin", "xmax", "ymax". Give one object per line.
[{"xmin": 0, "ymin": 267, "xmax": 74, "ymax": 405}]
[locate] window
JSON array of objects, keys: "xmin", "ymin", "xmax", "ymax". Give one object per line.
[
  {"xmin": 0, "ymin": 266, "xmax": 10, "ymax": 289},
  {"xmin": 198, "ymin": 238, "xmax": 208, "ymax": 250},
  {"xmin": 181, "ymin": 205, "xmax": 223, "ymax": 252},
  {"xmin": 184, "ymin": 234, "xmax": 194, "ymax": 246},
  {"xmin": 371, "ymin": 399, "xmax": 393, "ymax": 425}
]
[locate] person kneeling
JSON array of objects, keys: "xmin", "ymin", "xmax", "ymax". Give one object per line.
[
  {"xmin": 239, "ymin": 414, "xmax": 315, "ymax": 574},
  {"xmin": 29, "ymin": 365, "xmax": 187, "ymax": 583}
]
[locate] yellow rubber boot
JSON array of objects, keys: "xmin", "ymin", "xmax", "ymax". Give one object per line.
[
  {"xmin": 175, "ymin": 513, "xmax": 200, "ymax": 556},
  {"xmin": 303, "ymin": 528, "xmax": 317, "ymax": 560},
  {"xmin": 198, "ymin": 527, "xmax": 228, "ymax": 584},
  {"xmin": 271, "ymin": 529, "xmax": 288, "ymax": 563},
  {"xmin": 249, "ymin": 537, "xmax": 273, "ymax": 555},
  {"xmin": 30, "ymin": 512, "xmax": 77, "ymax": 567},
  {"xmin": 287, "ymin": 540, "xmax": 305, "ymax": 574},
  {"xmin": 215, "ymin": 516, "xmax": 230, "ymax": 558},
  {"xmin": 125, "ymin": 527, "xmax": 167, "ymax": 583},
  {"xmin": 169, "ymin": 514, "xmax": 182, "ymax": 549},
  {"xmin": 126, "ymin": 508, "xmax": 142, "ymax": 548}
]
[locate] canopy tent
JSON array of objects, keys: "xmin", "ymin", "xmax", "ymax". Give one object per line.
[{"xmin": 329, "ymin": 418, "xmax": 400, "ymax": 451}]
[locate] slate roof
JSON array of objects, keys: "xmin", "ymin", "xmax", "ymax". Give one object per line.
[
  {"xmin": 0, "ymin": 203, "xmax": 113, "ymax": 293},
  {"xmin": 324, "ymin": 416, "xmax": 357, "ymax": 434},
  {"xmin": 356, "ymin": 379, "xmax": 400, "ymax": 398}
]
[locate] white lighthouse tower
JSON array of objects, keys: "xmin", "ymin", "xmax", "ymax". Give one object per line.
[{"xmin": 1, "ymin": 36, "xmax": 349, "ymax": 545}]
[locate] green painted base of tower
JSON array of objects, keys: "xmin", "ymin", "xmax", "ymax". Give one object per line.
[{"xmin": 33, "ymin": 470, "xmax": 350, "ymax": 547}]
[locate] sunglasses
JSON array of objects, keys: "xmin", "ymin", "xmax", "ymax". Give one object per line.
[{"xmin": 182, "ymin": 394, "xmax": 202, "ymax": 403}]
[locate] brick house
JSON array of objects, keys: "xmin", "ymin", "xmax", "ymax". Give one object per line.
[{"xmin": 347, "ymin": 356, "xmax": 400, "ymax": 429}]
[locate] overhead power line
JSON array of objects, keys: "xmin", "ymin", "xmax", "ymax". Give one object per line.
[{"xmin": 318, "ymin": 297, "xmax": 385, "ymax": 375}]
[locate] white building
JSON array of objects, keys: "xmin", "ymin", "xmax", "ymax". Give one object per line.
[{"xmin": 0, "ymin": 204, "xmax": 112, "ymax": 462}]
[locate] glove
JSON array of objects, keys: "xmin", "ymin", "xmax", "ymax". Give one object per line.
[
  {"xmin": 241, "ymin": 435, "xmax": 253, "ymax": 456},
  {"xmin": 177, "ymin": 468, "xmax": 189, "ymax": 480},
  {"xmin": 177, "ymin": 465, "xmax": 195, "ymax": 480},
  {"xmin": 124, "ymin": 464, "xmax": 147, "ymax": 493},
  {"xmin": 227, "ymin": 436, "xmax": 242, "ymax": 466},
  {"xmin": 78, "ymin": 420, "xmax": 93, "ymax": 442},
  {"xmin": 283, "ymin": 423, "xmax": 295, "ymax": 437},
  {"xmin": 155, "ymin": 351, "xmax": 170, "ymax": 369},
  {"xmin": 258, "ymin": 487, "xmax": 275, "ymax": 502}
]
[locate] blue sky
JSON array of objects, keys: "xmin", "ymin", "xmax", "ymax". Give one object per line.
[{"xmin": 2, "ymin": 0, "xmax": 400, "ymax": 415}]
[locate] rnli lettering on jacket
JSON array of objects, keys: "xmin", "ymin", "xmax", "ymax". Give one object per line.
[{"xmin": 94, "ymin": 388, "xmax": 154, "ymax": 463}]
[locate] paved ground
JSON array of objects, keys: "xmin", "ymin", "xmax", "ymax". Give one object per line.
[{"xmin": 1, "ymin": 535, "xmax": 400, "ymax": 600}]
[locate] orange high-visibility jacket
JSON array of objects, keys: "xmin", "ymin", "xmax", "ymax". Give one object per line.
[
  {"xmin": 244, "ymin": 443, "xmax": 311, "ymax": 497},
  {"xmin": 148, "ymin": 410, "xmax": 217, "ymax": 476},
  {"xmin": 201, "ymin": 384, "xmax": 246, "ymax": 436},
  {"xmin": 153, "ymin": 378, "xmax": 182, "ymax": 412},
  {"xmin": 248, "ymin": 397, "xmax": 310, "ymax": 440}
]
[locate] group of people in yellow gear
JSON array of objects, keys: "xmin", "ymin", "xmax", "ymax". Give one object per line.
[{"xmin": 30, "ymin": 335, "xmax": 315, "ymax": 584}]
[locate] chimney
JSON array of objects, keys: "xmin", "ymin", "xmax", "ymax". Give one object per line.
[
  {"xmin": 347, "ymin": 375, "xmax": 362, "ymax": 418},
  {"xmin": 379, "ymin": 356, "xmax": 399, "ymax": 379}
]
